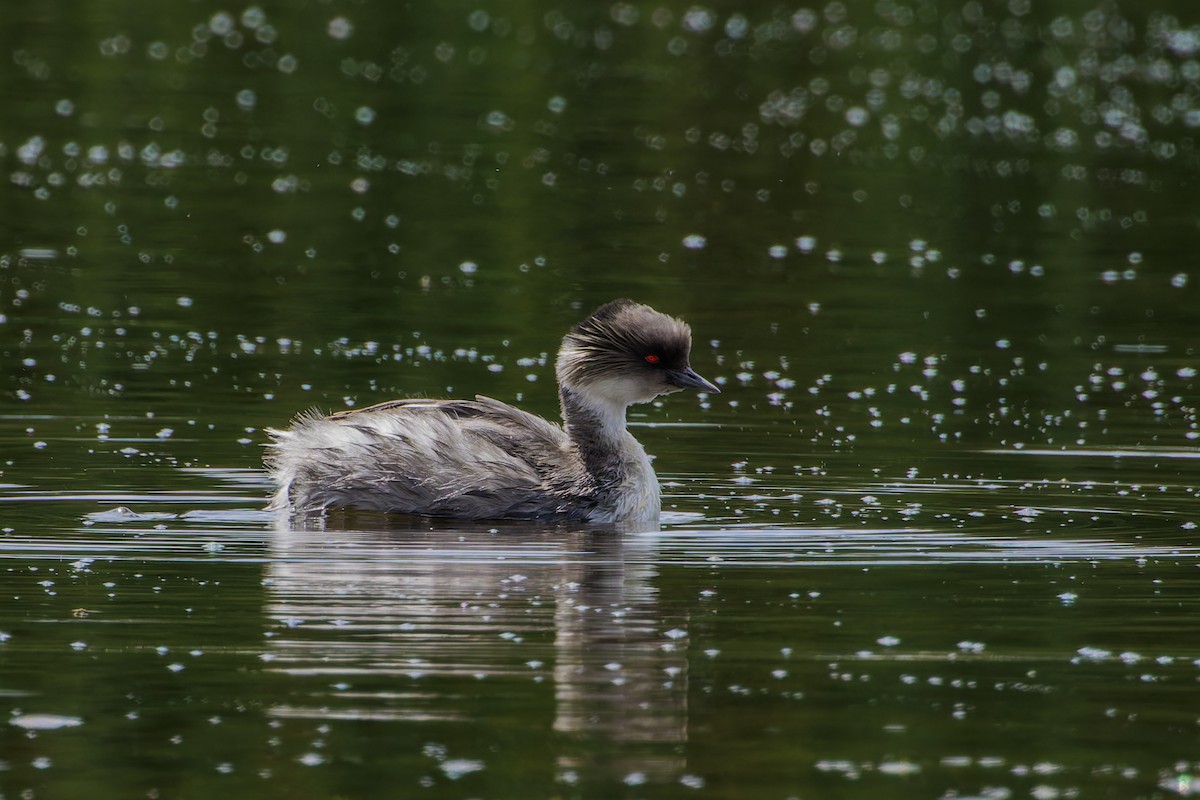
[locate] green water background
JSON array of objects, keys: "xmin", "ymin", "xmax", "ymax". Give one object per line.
[{"xmin": 2, "ymin": 2, "xmax": 1200, "ymax": 798}]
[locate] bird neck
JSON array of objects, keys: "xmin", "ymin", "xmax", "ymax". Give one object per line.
[{"xmin": 559, "ymin": 385, "xmax": 632, "ymax": 471}]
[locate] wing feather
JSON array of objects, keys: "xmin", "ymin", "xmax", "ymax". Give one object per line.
[{"xmin": 266, "ymin": 396, "xmax": 592, "ymax": 519}]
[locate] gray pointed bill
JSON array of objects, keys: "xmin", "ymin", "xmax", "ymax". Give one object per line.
[{"xmin": 666, "ymin": 366, "xmax": 720, "ymax": 394}]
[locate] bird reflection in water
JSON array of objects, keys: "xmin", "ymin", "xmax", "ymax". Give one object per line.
[{"xmin": 264, "ymin": 514, "xmax": 687, "ymax": 784}]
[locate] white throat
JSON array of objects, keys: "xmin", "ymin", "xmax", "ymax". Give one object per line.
[
  {"xmin": 558, "ymin": 380, "xmax": 637, "ymax": 448},
  {"xmin": 558, "ymin": 380, "xmax": 660, "ymax": 526},
  {"xmin": 577, "ymin": 392, "xmax": 629, "ymax": 440}
]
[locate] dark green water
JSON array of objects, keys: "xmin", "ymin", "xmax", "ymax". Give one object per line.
[{"xmin": 3, "ymin": 2, "xmax": 1200, "ymax": 798}]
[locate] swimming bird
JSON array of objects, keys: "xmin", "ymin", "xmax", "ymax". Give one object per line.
[{"xmin": 265, "ymin": 299, "xmax": 718, "ymax": 526}]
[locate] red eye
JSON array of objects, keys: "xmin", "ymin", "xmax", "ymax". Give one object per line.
[{"xmin": 644, "ymin": 354, "xmax": 660, "ymax": 364}]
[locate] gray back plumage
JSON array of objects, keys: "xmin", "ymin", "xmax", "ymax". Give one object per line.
[{"xmin": 267, "ymin": 396, "xmax": 599, "ymax": 520}]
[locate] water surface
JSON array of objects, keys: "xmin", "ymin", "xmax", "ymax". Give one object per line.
[{"xmin": 3, "ymin": 2, "xmax": 1200, "ymax": 798}]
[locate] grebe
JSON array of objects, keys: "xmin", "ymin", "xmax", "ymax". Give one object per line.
[{"xmin": 265, "ymin": 299, "xmax": 718, "ymax": 525}]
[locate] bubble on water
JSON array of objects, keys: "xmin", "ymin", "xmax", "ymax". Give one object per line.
[
  {"xmin": 355, "ymin": 106, "xmax": 376, "ymax": 125},
  {"xmin": 547, "ymin": 95, "xmax": 567, "ymax": 114},
  {"xmin": 467, "ymin": 9, "xmax": 490, "ymax": 32},
  {"xmin": 845, "ymin": 106, "xmax": 869, "ymax": 126},
  {"xmin": 236, "ymin": 89, "xmax": 257, "ymax": 110},
  {"xmin": 1049, "ymin": 65, "xmax": 1076, "ymax": 89},
  {"xmin": 98, "ymin": 35, "xmax": 131, "ymax": 57},
  {"xmin": 11, "ymin": 714, "xmax": 84, "ymax": 731},
  {"xmin": 17, "ymin": 135, "xmax": 46, "ymax": 166},
  {"xmin": 681, "ymin": 7, "xmax": 716, "ymax": 33},
  {"xmin": 177, "ymin": 296, "xmax": 194, "ymax": 308},
  {"xmin": 791, "ymin": 8, "xmax": 818, "ymax": 33},
  {"xmin": 18, "ymin": 248, "xmax": 57, "ymax": 261},
  {"xmin": 795, "ymin": 235, "xmax": 817, "ymax": 253},
  {"xmin": 459, "ymin": 261, "xmax": 478, "ymax": 275},
  {"xmin": 611, "ymin": 3, "xmax": 639, "ymax": 26},
  {"xmin": 441, "ymin": 759, "xmax": 485, "ymax": 780},
  {"xmin": 277, "ymin": 54, "xmax": 298, "ymax": 74},
  {"xmin": 267, "ymin": 229, "xmax": 287, "ymax": 244},
  {"xmin": 879, "ymin": 760, "xmax": 921, "ymax": 776},
  {"xmin": 1051, "ymin": 127, "xmax": 1078, "ymax": 150},
  {"xmin": 1001, "ymin": 109, "xmax": 1037, "ymax": 139},
  {"xmin": 485, "ymin": 110, "xmax": 513, "ymax": 131},
  {"xmin": 298, "ymin": 752, "xmax": 325, "ymax": 766},
  {"xmin": 241, "ymin": 6, "xmax": 266, "ymax": 29},
  {"xmin": 209, "ymin": 12, "xmax": 235, "ymax": 35},
  {"xmin": 327, "ymin": 17, "xmax": 353, "ymax": 40},
  {"xmin": 682, "ymin": 234, "xmax": 707, "ymax": 250},
  {"xmin": 1162, "ymin": 773, "xmax": 1197, "ymax": 797},
  {"xmin": 725, "ymin": 14, "xmax": 748, "ymax": 39},
  {"xmin": 877, "ymin": 636, "xmax": 901, "ymax": 647}
]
